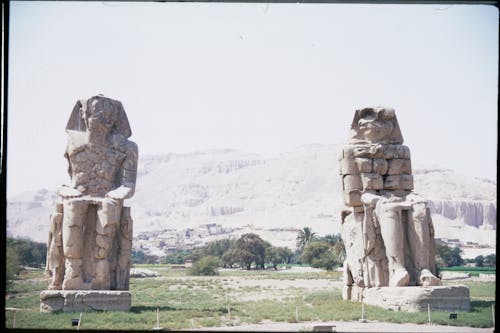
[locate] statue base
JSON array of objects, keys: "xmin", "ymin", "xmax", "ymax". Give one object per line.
[
  {"xmin": 40, "ymin": 290, "xmax": 131, "ymax": 313},
  {"xmin": 343, "ymin": 285, "xmax": 470, "ymax": 312}
]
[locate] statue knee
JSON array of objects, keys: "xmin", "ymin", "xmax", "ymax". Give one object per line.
[{"xmin": 63, "ymin": 199, "xmax": 88, "ymax": 227}]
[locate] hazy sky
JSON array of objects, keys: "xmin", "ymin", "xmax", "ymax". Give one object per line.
[{"xmin": 7, "ymin": 2, "xmax": 498, "ymax": 197}]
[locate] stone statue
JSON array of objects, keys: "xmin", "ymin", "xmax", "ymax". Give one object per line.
[
  {"xmin": 45, "ymin": 95, "xmax": 138, "ymax": 292},
  {"xmin": 340, "ymin": 107, "xmax": 440, "ymax": 302}
]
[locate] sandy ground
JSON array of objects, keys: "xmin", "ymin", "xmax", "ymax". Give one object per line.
[{"xmin": 188, "ymin": 320, "xmax": 494, "ymax": 332}]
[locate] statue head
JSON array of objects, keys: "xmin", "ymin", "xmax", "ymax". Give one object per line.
[
  {"xmin": 65, "ymin": 95, "xmax": 132, "ymax": 142},
  {"xmin": 349, "ymin": 107, "xmax": 403, "ymax": 144}
]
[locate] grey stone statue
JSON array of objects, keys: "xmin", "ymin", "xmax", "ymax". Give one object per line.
[
  {"xmin": 45, "ymin": 95, "xmax": 138, "ymax": 291},
  {"xmin": 340, "ymin": 107, "xmax": 440, "ymax": 301}
]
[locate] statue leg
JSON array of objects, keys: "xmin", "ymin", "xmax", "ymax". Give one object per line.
[
  {"xmin": 92, "ymin": 198, "xmax": 122, "ymax": 290},
  {"xmin": 409, "ymin": 202, "xmax": 441, "ymax": 286},
  {"xmin": 116, "ymin": 207, "xmax": 133, "ymax": 290},
  {"xmin": 376, "ymin": 202, "xmax": 410, "ymax": 287},
  {"xmin": 62, "ymin": 199, "xmax": 88, "ymax": 290},
  {"xmin": 47, "ymin": 204, "xmax": 64, "ymax": 290}
]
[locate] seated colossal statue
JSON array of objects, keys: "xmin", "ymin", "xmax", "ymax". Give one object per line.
[
  {"xmin": 339, "ymin": 107, "xmax": 440, "ymax": 300},
  {"xmin": 45, "ymin": 95, "xmax": 137, "ymax": 291}
]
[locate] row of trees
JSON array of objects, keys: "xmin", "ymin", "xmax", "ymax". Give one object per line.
[
  {"xmin": 6, "ymin": 238, "xmax": 48, "ymax": 287},
  {"xmin": 186, "ymin": 233, "xmax": 294, "ymax": 272},
  {"xmin": 435, "ymin": 244, "xmax": 496, "ymax": 268},
  {"xmin": 6, "ymin": 231, "xmax": 494, "ymax": 281},
  {"xmin": 183, "ymin": 228, "xmax": 347, "ymax": 275},
  {"xmin": 472, "ymin": 254, "xmax": 496, "ymax": 267}
]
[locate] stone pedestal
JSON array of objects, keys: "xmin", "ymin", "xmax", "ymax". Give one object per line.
[
  {"xmin": 40, "ymin": 290, "xmax": 132, "ymax": 313},
  {"xmin": 361, "ymin": 285, "xmax": 470, "ymax": 312}
]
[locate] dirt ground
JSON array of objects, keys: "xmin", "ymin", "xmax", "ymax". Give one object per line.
[
  {"xmin": 174, "ymin": 267, "xmax": 495, "ymax": 332},
  {"xmin": 189, "ymin": 320, "xmax": 494, "ymax": 332}
]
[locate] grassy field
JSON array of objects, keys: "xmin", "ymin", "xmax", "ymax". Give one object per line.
[
  {"xmin": 4, "ymin": 265, "xmax": 496, "ymax": 330},
  {"xmin": 440, "ymin": 266, "xmax": 496, "ymax": 276}
]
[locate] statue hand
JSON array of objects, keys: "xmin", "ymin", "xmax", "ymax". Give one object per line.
[
  {"xmin": 105, "ymin": 186, "xmax": 132, "ymax": 200},
  {"xmin": 57, "ymin": 185, "xmax": 82, "ymax": 198},
  {"xmin": 361, "ymin": 192, "xmax": 382, "ymax": 207}
]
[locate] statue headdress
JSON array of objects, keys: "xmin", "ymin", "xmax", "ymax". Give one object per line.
[{"xmin": 348, "ymin": 106, "xmax": 403, "ymax": 144}]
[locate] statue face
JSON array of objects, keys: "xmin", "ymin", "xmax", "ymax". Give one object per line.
[
  {"xmin": 357, "ymin": 117, "xmax": 394, "ymax": 143},
  {"xmin": 84, "ymin": 98, "xmax": 116, "ymax": 137}
]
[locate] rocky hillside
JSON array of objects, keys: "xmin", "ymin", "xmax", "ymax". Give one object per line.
[{"xmin": 7, "ymin": 145, "xmax": 496, "ymax": 250}]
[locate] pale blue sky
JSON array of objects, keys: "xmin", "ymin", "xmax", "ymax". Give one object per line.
[{"xmin": 7, "ymin": 2, "xmax": 498, "ymax": 197}]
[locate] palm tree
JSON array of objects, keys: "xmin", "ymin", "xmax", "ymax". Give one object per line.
[
  {"xmin": 296, "ymin": 227, "xmax": 318, "ymax": 252},
  {"xmin": 321, "ymin": 233, "xmax": 346, "ymax": 263},
  {"xmin": 331, "ymin": 240, "xmax": 346, "ymax": 263},
  {"xmin": 321, "ymin": 234, "xmax": 342, "ymax": 247}
]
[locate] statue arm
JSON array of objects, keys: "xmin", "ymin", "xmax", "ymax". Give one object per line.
[
  {"xmin": 361, "ymin": 192, "xmax": 382, "ymax": 207},
  {"xmin": 58, "ymin": 140, "xmax": 84, "ymax": 198},
  {"xmin": 106, "ymin": 141, "xmax": 138, "ymax": 200}
]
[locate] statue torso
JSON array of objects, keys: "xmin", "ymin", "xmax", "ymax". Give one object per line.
[
  {"xmin": 67, "ymin": 140, "xmax": 126, "ymax": 197},
  {"xmin": 341, "ymin": 143, "xmax": 414, "ymax": 206}
]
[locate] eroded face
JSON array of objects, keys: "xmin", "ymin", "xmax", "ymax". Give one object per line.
[
  {"xmin": 357, "ymin": 117, "xmax": 394, "ymax": 143},
  {"xmin": 82, "ymin": 98, "xmax": 116, "ymax": 137}
]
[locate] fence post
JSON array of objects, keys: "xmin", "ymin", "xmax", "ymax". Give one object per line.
[
  {"xmin": 77, "ymin": 312, "xmax": 82, "ymax": 330},
  {"xmin": 360, "ymin": 301, "xmax": 367, "ymax": 322}
]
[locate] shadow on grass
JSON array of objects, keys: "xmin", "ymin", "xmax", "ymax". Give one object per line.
[
  {"xmin": 130, "ymin": 305, "xmax": 177, "ymax": 313},
  {"xmin": 131, "ymin": 305, "xmax": 229, "ymax": 315}
]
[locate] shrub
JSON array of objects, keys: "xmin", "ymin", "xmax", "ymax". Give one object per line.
[
  {"xmin": 300, "ymin": 242, "xmax": 340, "ymax": 270},
  {"xmin": 188, "ymin": 256, "xmax": 221, "ymax": 276},
  {"xmin": 436, "ymin": 244, "xmax": 464, "ymax": 268}
]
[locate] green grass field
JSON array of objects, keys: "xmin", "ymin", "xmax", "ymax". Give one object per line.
[
  {"xmin": 4, "ymin": 265, "xmax": 496, "ymax": 330},
  {"xmin": 440, "ymin": 266, "xmax": 496, "ymax": 276}
]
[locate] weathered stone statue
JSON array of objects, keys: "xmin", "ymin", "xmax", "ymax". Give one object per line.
[
  {"xmin": 41, "ymin": 95, "xmax": 137, "ymax": 312},
  {"xmin": 339, "ymin": 107, "xmax": 469, "ymax": 312}
]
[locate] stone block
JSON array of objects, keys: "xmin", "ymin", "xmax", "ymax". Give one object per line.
[
  {"xmin": 395, "ymin": 145, "xmax": 411, "ymax": 159},
  {"xmin": 382, "ymin": 145, "xmax": 410, "ymax": 159},
  {"xmin": 343, "ymin": 175, "xmax": 363, "ymax": 191},
  {"xmin": 387, "ymin": 159, "xmax": 411, "ymax": 175},
  {"xmin": 373, "ymin": 159, "xmax": 388, "ymax": 174},
  {"xmin": 353, "ymin": 145, "xmax": 381, "ymax": 158},
  {"xmin": 361, "ymin": 173, "xmax": 384, "ymax": 190},
  {"xmin": 381, "ymin": 145, "xmax": 396, "ymax": 159},
  {"xmin": 362, "ymin": 285, "xmax": 470, "ymax": 312},
  {"xmin": 400, "ymin": 174, "xmax": 414, "ymax": 190},
  {"xmin": 40, "ymin": 290, "xmax": 131, "ymax": 313},
  {"xmin": 384, "ymin": 175, "xmax": 401, "ymax": 190},
  {"xmin": 344, "ymin": 190, "xmax": 362, "ymax": 207},
  {"xmin": 340, "ymin": 157, "xmax": 359, "ymax": 175},
  {"xmin": 355, "ymin": 158, "xmax": 373, "ymax": 173}
]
